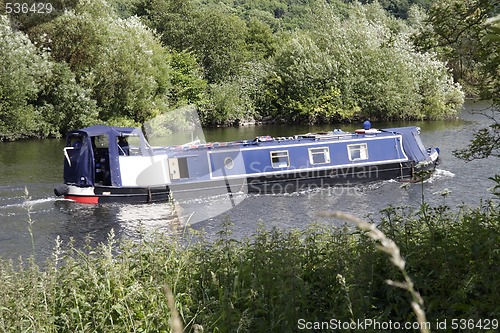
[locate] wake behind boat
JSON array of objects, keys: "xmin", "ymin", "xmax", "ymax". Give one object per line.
[{"xmin": 54, "ymin": 123, "xmax": 440, "ymax": 204}]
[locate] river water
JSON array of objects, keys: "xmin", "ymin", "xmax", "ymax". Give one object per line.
[{"xmin": 0, "ymin": 100, "xmax": 498, "ymax": 261}]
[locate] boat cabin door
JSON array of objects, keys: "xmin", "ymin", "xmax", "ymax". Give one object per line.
[
  {"xmin": 63, "ymin": 132, "xmax": 94, "ymax": 186},
  {"xmin": 168, "ymin": 157, "xmax": 189, "ymax": 180}
]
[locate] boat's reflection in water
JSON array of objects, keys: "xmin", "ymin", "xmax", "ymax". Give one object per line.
[
  {"xmin": 114, "ymin": 202, "xmax": 180, "ymax": 239},
  {"xmin": 113, "ymin": 191, "xmax": 248, "ymax": 238},
  {"xmin": 51, "ymin": 190, "xmax": 248, "ymax": 253}
]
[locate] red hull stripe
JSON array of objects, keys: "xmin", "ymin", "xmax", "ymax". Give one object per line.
[{"xmin": 65, "ymin": 195, "xmax": 99, "ymax": 204}]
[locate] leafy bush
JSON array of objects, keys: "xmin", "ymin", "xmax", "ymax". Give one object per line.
[
  {"xmin": 0, "ymin": 15, "xmax": 52, "ymax": 140},
  {"xmin": 36, "ymin": 62, "xmax": 100, "ymax": 134},
  {"xmin": 261, "ymin": 2, "xmax": 464, "ymax": 123},
  {"xmin": 33, "ymin": 0, "xmax": 174, "ymax": 126}
]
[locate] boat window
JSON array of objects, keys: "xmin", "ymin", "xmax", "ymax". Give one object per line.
[
  {"xmin": 178, "ymin": 157, "xmax": 189, "ymax": 178},
  {"xmin": 120, "ymin": 135, "xmax": 142, "ymax": 156},
  {"xmin": 309, "ymin": 147, "xmax": 330, "ymax": 165},
  {"xmin": 92, "ymin": 135, "xmax": 110, "ymax": 185},
  {"xmin": 224, "ymin": 157, "xmax": 235, "ymax": 170},
  {"xmin": 347, "ymin": 143, "xmax": 369, "ymax": 161},
  {"xmin": 270, "ymin": 151, "xmax": 290, "ymax": 168},
  {"xmin": 169, "ymin": 157, "xmax": 190, "ymax": 179},
  {"xmin": 117, "ymin": 137, "xmax": 129, "ymax": 156},
  {"xmin": 69, "ymin": 136, "xmax": 83, "ymax": 149},
  {"xmin": 94, "ymin": 135, "xmax": 109, "ymax": 148}
]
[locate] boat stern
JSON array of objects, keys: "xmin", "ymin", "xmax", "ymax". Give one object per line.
[{"xmin": 54, "ymin": 185, "xmax": 99, "ymax": 204}]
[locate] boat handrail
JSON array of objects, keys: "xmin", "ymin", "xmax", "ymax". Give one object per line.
[
  {"xmin": 179, "ymin": 139, "xmax": 202, "ymax": 147},
  {"xmin": 147, "ymin": 129, "xmax": 391, "ymax": 153},
  {"xmin": 298, "ymin": 132, "xmax": 354, "ymax": 140},
  {"xmin": 63, "ymin": 147, "xmax": 75, "ymax": 167}
]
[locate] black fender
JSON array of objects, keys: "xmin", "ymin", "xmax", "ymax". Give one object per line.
[{"xmin": 54, "ymin": 184, "xmax": 69, "ymax": 197}]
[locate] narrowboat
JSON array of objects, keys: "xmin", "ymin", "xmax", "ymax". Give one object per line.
[{"xmin": 54, "ymin": 123, "xmax": 440, "ymax": 204}]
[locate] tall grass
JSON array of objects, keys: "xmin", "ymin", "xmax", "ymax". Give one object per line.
[
  {"xmin": 0, "ymin": 201, "xmax": 498, "ymax": 332},
  {"xmin": 319, "ymin": 210, "xmax": 430, "ymax": 333}
]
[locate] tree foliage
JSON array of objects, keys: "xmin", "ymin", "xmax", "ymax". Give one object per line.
[
  {"xmin": 413, "ymin": 0, "xmax": 499, "ymax": 95},
  {"xmin": 417, "ymin": 1, "xmax": 500, "ymax": 163},
  {"xmin": 1, "ymin": 16, "xmax": 46, "ymax": 139},
  {"xmin": 33, "ymin": 0, "xmax": 173, "ymax": 125},
  {"xmin": 133, "ymin": 0, "xmax": 198, "ymax": 51},
  {"xmin": 0, "ymin": 0, "xmax": 475, "ymax": 138},
  {"xmin": 343, "ymin": 0, "xmax": 432, "ymax": 19},
  {"xmin": 261, "ymin": 2, "xmax": 463, "ymax": 123},
  {"xmin": 453, "ymin": 14, "xmax": 498, "ymax": 163},
  {"xmin": 191, "ymin": 8, "xmax": 250, "ymax": 83},
  {"xmin": 35, "ymin": 62, "xmax": 100, "ymax": 135}
]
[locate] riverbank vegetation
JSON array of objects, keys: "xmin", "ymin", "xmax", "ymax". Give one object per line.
[
  {"xmin": 0, "ymin": 198, "xmax": 498, "ymax": 332},
  {"xmin": 3, "ymin": 0, "xmax": 498, "ymax": 140}
]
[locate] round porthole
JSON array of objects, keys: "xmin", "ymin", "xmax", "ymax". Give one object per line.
[{"xmin": 224, "ymin": 157, "xmax": 234, "ymax": 169}]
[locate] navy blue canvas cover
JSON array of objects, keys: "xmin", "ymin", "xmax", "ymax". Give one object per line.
[
  {"xmin": 63, "ymin": 125, "xmax": 143, "ymax": 187},
  {"xmin": 64, "ymin": 130, "xmax": 95, "ymax": 186},
  {"xmin": 383, "ymin": 126, "xmax": 428, "ymax": 162}
]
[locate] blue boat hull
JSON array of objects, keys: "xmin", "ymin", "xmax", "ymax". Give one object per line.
[{"xmin": 168, "ymin": 160, "xmax": 437, "ymax": 199}]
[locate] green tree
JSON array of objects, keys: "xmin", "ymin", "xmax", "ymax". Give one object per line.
[
  {"xmin": 453, "ymin": 15, "xmax": 499, "ymax": 161},
  {"xmin": 417, "ymin": 1, "xmax": 500, "ymax": 162},
  {"xmin": 134, "ymin": 0, "xmax": 251, "ymax": 84},
  {"xmin": 35, "ymin": 62, "xmax": 99, "ymax": 134},
  {"xmin": 450, "ymin": 14, "xmax": 499, "ymax": 200},
  {"xmin": 169, "ymin": 50, "xmax": 209, "ymax": 108},
  {"xmin": 343, "ymin": 0, "xmax": 432, "ymax": 19},
  {"xmin": 245, "ymin": 17, "xmax": 276, "ymax": 59},
  {"xmin": 191, "ymin": 8, "xmax": 249, "ymax": 83},
  {"xmin": 133, "ymin": 0, "xmax": 198, "ymax": 51},
  {"xmin": 263, "ymin": 31, "xmax": 359, "ymax": 123},
  {"xmin": 412, "ymin": 0, "xmax": 499, "ymax": 165},
  {"xmin": 1, "ymin": 10, "xmax": 101, "ymax": 139},
  {"xmin": 262, "ymin": 2, "xmax": 463, "ymax": 123},
  {"xmin": 413, "ymin": 0, "xmax": 498, "ymax": 95},
  {"xmin": 480, "ymin": 14, "xmax": 500, "ymax": 104},
  {"xmin": 0, "ymin": 15, "xmax": 51, "ymax": 140},
  {"xmin": 4, "ymin": 0, "xmax": 79, "ymax": 33},
  {"xmin": 203, "ymin": 82, "xmax": 251, "ymax": 125},
  {"xmin": 36, "ymin": 0, "xmax": 174, "ymax": 125}
]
